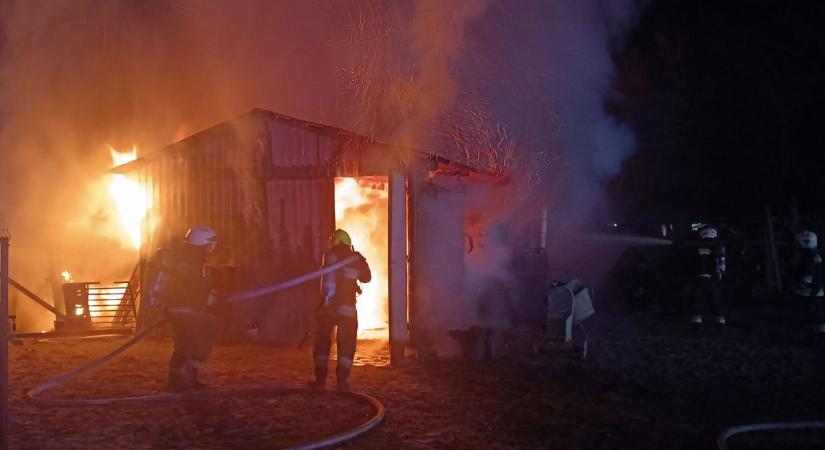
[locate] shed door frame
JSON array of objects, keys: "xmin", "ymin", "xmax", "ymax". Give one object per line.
[{"xmin": 388, "ymin": 170, "xmax": 408, "ymax": 365}]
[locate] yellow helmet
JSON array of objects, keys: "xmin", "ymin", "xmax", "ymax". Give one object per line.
[{"xmin": 330, "ymin": 229, "xmax": 352, "ymax": 247}]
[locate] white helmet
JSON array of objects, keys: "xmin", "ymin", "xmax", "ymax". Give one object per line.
[
  {"xmin": 185, "ymin": 226, "xmax": 217, "ymax": 247},
  {"xmin": 699, "ymin": 227, "xmax": 718, "ymax": 240},
  {"xmin": 796, "ymin": 230, "xmax": 818, "ymax": 249}
]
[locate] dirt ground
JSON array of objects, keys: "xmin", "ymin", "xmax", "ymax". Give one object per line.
[{"xmin": 6, "ymin": 302, "xmax": 825, "ymax": 450}]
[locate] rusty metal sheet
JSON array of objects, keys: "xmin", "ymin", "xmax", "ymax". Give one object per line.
[
  {"xmin": 262, "ymin": 178, "xmax": 335, "ymax": 340},
  {"xmin": 269, "ymin": 120, "xmax": 334, "ymax": 168}
]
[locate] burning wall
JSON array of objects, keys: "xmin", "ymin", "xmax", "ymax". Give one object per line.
[{"xmin": 108, "ymin": 146, "xmax": 150, "ymax": 250}]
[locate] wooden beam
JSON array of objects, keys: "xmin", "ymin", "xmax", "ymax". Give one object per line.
[
  {"xmin": 1, "ymin": 231, "xmax": 11, "ymax": 450},
  {"xmin": 8, "ymin": 278, "xmax": 64, "ymax": 318}
]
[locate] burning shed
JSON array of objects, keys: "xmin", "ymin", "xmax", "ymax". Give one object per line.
[{"xmin": 113, "ymin": 108, "xmax": 506, "ymax": 362}]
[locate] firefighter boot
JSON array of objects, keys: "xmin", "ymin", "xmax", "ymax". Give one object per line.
[
  {"xmin": 307, "ymin": 356, "xmax": 328, "ymax": 388},
  {"xmin": 187, "ymin": 360, "xmax": 211, "ymax": 391},
  {"xmin": 168, "ymin": 366, "xmax": 189, "ymax": 392},
  {"xmin": 336, "ymin": 365, "xmax": 352, "ymax": 392}
]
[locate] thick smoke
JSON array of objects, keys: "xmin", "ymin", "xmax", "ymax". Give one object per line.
[
  {"xmin": 453, "ymin": 1, "xmax": 645, "ymax": 296},
  {"xmin": 448, "ymin": 0, "xmax": 643, "ymax": 209},
  {"xmin": 415, "ymin": 0, "xmax": 646, "ymax": 355},
  {"xmin": 394, "ymin": 0, "xmax": 490, "ymax": 151},
  {"xmin": 0, "ymin": 0, "xmax": 642, "ymax": 332}
]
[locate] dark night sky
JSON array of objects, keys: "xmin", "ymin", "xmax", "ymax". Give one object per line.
[{"xmin": 610, "ymin": 0, "xmax": 825, "ymax": 223}]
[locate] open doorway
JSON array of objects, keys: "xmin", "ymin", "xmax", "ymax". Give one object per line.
[{"xmin": 334, "ymin": 177, "xmax": 389, "ymax": 340}]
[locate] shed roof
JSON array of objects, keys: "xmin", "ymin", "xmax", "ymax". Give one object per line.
[{"xmin": 112, "ymin": 108, "xmax": 504, "ymax": 181}]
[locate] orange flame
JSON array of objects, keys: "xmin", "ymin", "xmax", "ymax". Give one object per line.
[
  {"xmin": 61, "ymin": 270, "xmax": 72, "ymax": 283},
  {"xmin": 108, "ymin": 145, "xmax": 149, "ymax": 250},
  {"xmin": 335, "ymin": 177, "xmax": 389, "ymax": 340}
]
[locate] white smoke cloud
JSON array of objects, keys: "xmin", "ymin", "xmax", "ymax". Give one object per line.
[{"xmin": 594, "ymin": 118, "xmax": 637, "ymax": 176}]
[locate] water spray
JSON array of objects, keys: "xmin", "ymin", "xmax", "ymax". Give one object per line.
[
  {"xmin": 574, "ymin": 233, "xmax": 673, "ymax": 246},
  {"xmin": 570, "ymin": 233, "xmax": 791, "ymax": 248}
]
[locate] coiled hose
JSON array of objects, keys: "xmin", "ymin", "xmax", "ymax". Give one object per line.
[
  {"xmin": 26, "ymin": 258, "xmax": 386, "ymax": 450},
  {"xmin": 717, "ymin": 421, "xmax": 825, "ymax": 450}
]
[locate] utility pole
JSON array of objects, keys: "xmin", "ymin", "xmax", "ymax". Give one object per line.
[{"xmin": 1, "ymin": 229, "xmax": 10, "ymax": 450}]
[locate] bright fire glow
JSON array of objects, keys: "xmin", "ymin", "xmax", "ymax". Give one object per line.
[
  {"xmin": 108, "ymin": 145, "xmax": 149, "ymax": 250},
  {"xmin": 87, "ymin": 282, "xmax": 128, "ymax": 321},
  {"xmin": 61, "ymin": 270, "xmax": 73, "ymax": 283},
  {"xmin": 335, "ymin": 177, "xmax": 389, "ymax": 340}
]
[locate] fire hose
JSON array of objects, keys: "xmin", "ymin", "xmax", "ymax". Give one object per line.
[
  {"xmin": 26, "ymin": 257, "xmax": 385, "ymax": 450},
  {"xmin": 717, "ymin": 421, "xmax": 825, "ymax": 450}
]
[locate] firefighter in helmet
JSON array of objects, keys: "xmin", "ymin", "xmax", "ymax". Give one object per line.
[
  {"xmin": 308, "ymin": 229, "xmax": 371, "ymax": 391},
  {"xmin": 148, "ymin": 226, "xmax": 220, "ymax": 392},
  {"xmin": 690, "ymin": 226, "xmax": 727, "ymax": 330},
  {"xmin": 790, "ymin": 230, "xmax": 825, "ymax": 343}
]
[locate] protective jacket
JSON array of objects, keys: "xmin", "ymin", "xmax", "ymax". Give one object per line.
[
  {"xmin": 697, "ymin": 243, "xmax": 726, "ymax": 281},
  {"xmin": 321, "ymin": 245, "xmax": 371, "ymax": 310},
  {"xmin": 148, "ymin": 246, "xmax": 211, "ymax": 310}
]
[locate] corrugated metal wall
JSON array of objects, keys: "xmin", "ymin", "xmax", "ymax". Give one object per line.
[
  {"xmin": 134, "ymin": 116, "xmax": 274, "ymax": 337},
  {"xmin": 139, "ymin": 123, "xmax": 271, "ymax": 289},
  {"xmin": 259, "ymin": 119, "xmax": 336, "ymax": 341},
  {"xmin": 127, "ymin": 109, "xmax": 424, "ymax": 342},
  {"xmin": 264, "ymin": 179, "xmax": 334, "ymax": 340},
  {"xmin": 269, "ymin": 120, "xmax": 334, "ymax": 166},
  {"xmin": 131, "ymin": 111, "xmax": 344, "ymax": 342}
]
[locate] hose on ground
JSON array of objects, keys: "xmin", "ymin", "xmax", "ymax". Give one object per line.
[
  {"xmin": 25, "ymin": 256, "xmax": 386, "ymax": 449},
  {"xmin": 717, "ymin": 421, "xmax": 825, "ymax": 450},
  {"xmin": 25, "ymin": 318, "xmax": 385, "ymax": 449}
]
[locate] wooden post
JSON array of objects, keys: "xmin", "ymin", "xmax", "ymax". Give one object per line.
[
  {"xmin": 540, "ymin": 206, "xmax": 548, "ymax": 251},
  {"xmin": 48, "ymin": 259, "xmax": 66, "ymax": 317},
  {"xmin": 405, "ymin": 170, "xmax": 418, "ymax": 352},
  {"xmin": 388, "ymin": 170, "xmax": 408, "ymax": 366},
  {"xmin": 764, "ymin": 205, "xmax": 783, "ymax": 294},
  {"xmin": 1, "ymin": 229, "xmax": 10, "ymax": 450},
  {"xmin": 540, "ymin": 206, "xmax": 549, "ymax": 278}
]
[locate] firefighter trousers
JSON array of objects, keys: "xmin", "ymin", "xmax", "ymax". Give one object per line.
[
  {"xmin": 312, "ymin": 307, "xmax": 358, "ymax": 385},
  {"xmin": 691, "ymin": 278, "xmax": 725, "ymax": 325},
  {"xmin": 807, "ymin": 296, "xmax": 825, "ymax": 336},
  {"xmin": 167, "ymin": 308, "xmax": 217, "ymax": 389}
]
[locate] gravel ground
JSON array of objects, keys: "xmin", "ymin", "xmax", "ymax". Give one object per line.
[{"xmin": 6, "ymin": 302, "xmax": 825, "ymax": 449}]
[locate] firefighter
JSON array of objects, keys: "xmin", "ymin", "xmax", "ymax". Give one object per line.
[
  {"xmin": 690, "ymin": 226, "xmax": 727, "ymax": 330},
  {"xmin": 790, "ymin": 230, "xmax": 825, "ymax": 343},
  {"xmin": 148, "ymin": 226, "xmax": 219, "ymax": 392},
  {"xmin": 308, "ymin": 229, "xmax": 371, "ymax": 391}
]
